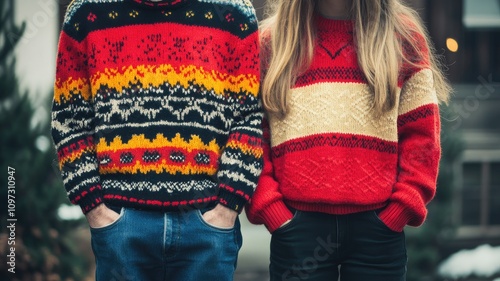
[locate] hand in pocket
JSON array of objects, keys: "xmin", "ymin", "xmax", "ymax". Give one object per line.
[{"xmin": 86, "ymin": 204, "xmax": 121, "ymax": 229}]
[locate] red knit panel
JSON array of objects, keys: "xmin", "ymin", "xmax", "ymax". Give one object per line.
[
  {"xmin": 57, "ymin": 23, "xmax": 259, "ymax": 81},
  {"xmin": 55, "ymin": 33, "xmax": 88, "ymax": 84},
  {"xmin": 272, "ymin": 144, "xmax": 398, "ymax": 205},
  {"xmin": 295, "ymin": 20, "xmax": 362, "ymax": 87},
  {"xmin": 295, "ymin": 67, "xmax": 366, "ymax": 87},
  {"xmin": 295, "ymin": 16, "xmax": 430, "ymax": 88}
]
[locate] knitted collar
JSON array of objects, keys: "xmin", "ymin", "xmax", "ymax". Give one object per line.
[
  {"xmin": 130, "ymin": 0, "xmax": 190, "ymax": 8},
  {"xmin": 315, "ymin": 13, "xmax": 353, "ymax": 32}
]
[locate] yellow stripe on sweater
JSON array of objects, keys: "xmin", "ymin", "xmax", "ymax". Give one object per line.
[
  {"xmin": 58, "ymin": 146, "xmax": 95, "ymax": 169},
  {"xmin": 54, "ymin": 64, "xmax": 259, "ymax": 103},
  {"xmin": 99, "ymin": 162, "xmax": 217, "ymax": 175},
  {"xmin": 226, "ymin": 139, "xmax": 263, "ymax": 158},
  {"xmin": 96, "ymin": 133, "xmax": 221, "ymax": 154}
]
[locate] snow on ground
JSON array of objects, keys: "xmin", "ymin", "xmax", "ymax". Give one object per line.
[
  {"xmin": 438, "ymin": 244, "xmax": 500, "ymax": 279},
  {"xmin": 58, "ymin": 204, "xmax": 85, "ymax": 220}
]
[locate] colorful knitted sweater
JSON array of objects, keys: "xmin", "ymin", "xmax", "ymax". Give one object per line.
[
  {"xmin": 246, "ymin": 15, "xmax": 441, "ymax": 233},
  {"xmin": 52, "ymin": 0, "xmax": 263, "ymax": 214}
]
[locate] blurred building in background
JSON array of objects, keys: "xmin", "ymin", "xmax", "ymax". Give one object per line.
[{"xmin": 415, "ymin": 0, "xmax": 500, "ymax": 251}]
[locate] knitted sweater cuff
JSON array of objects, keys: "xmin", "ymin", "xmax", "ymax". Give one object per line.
[
  {"xmin": 75, "ymin": 186, "xmax": 104, "ymax": 215},
  {"xmin": 217, "ymin": 189, "xmax": 248, "ymax": 214},
  {"xmin": 260, "ymin": 201, "xmax": 294, "ymax": 233},
  {"xmin": 377, "ymin": 202, "xmax": 411, "ymax": 232}
]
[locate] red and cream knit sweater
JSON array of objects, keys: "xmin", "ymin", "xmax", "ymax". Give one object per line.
[{"xmin": 246, "ymin": 15, "xmax": 441, "ymax": 233}]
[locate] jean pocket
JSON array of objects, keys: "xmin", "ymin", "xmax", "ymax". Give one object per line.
[
  {"xmin": 196, "ymin": 209, "xmax": 235, "ymax": 232},
  {"xmin": 371, "ymin": 210, "xmax": 399, "ymax": 233},
  {"xmin": 273, "ymin": 210, "xmax": 302, "ymax": 234},
  {"xmin": 90, "ymin": 207, "xmax": 126, "ymax": 232}
]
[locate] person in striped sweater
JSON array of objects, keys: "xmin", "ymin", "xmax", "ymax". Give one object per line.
[
  {"xmin": 246, "ymin": 0, "xmax": 451, "ymax": 280},
  {"xmin": 51, "ymin": 0, "xmax": 262, "ymax": 280}
]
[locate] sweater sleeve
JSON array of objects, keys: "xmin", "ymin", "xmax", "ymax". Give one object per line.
[
  {"xmin": 215, "ymin": 16, "xmax": 264, "ymax": 213},
  {"xmin": 377, "ymin": 68, "xmax": 441, "ymax": 232},
  {"xmin": 245, "ymin": 119, "xmax": 294, "ymax": 233},
  {"xmin": 51, "ymin": 17, "xmax": 103, "ymax": 214}
]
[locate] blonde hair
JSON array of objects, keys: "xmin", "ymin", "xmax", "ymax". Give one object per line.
[{"xmin": 261, "ymin": 0, "xmax": 451, "ymax": 117}]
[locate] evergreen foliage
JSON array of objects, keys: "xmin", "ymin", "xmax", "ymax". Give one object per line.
[{"xmin": 0, "ymin": 0, "xmax": 90, "ymax": 280}]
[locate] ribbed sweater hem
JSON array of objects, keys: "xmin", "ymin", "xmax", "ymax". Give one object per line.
[{"xmin": 286, "ymin": 201, "xmax": 388, "ymax": 215}]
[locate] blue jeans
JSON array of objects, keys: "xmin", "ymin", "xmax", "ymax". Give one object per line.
[
  {"xmin": 90, "ymin": 207, "xmax": 242, "ymax": 281},
  {"xmin": 270, "ymin": 210, "xmax": 407, "ymax": 281}
]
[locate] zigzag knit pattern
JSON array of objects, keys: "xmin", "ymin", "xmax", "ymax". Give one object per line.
[
  {"xmin": 246, "ymin": 15, "xmax": 441, "ymax": 233},
  {"xmin": 52, "ymin": 0, "xmax": 262, "ymax": 214}
]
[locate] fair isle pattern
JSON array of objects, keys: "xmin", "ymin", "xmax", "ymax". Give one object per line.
[
  {"xmin": 64, "ymin": 0, "xmax": 124, "ymax": 24},
  {"xmin": 52, "ymin": 0, "xmax": 262, "ymax": 214},
  {"xmin": 94, "ymin": 133, "xmax": 262, "ymax": 177},
  {"xmin": 198, "ymin": 0, "xmax": 257, "ymax": 23},
  {"xmin": 53, "ymin": 82, "xmax": 256, "ymax": 148},
  {"xmin": 53, "ymin": 83, "xmax": 237, "ymax": 138},
  {"xmin": 92, "ymin": 93, "xmax": 235, "ymax": 128},
  {"xmin": 97, "ymin": 134, "xmax": 221, "ymax": 155},
  {"xmin": 97, "ymin": 134, "xmax": 220, "ymax": 175},
  {"xmin": 246, "ymin": 15, "xmax": 441, "ymax": 233},
  {"xmin": 102, "ymin": 179, "xmax": 216, "ymax": 193},
  {"xmin": 54, "ymin": 64, "xmax": 259, "ymax": 104}
]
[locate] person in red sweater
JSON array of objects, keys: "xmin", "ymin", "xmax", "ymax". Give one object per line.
[{"xmin": 246, "ymin": 0, "xmax": 451, "ymax": 280}]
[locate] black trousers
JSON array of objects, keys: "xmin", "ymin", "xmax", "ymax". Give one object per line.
[{"xmin": 270, "ymin": 210, "xmax": 407, "ymax": 281}]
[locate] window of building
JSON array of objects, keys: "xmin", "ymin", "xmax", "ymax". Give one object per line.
[{"xmin": 460, "ymin": 161, "xmax": 500, "ymax": 228}]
